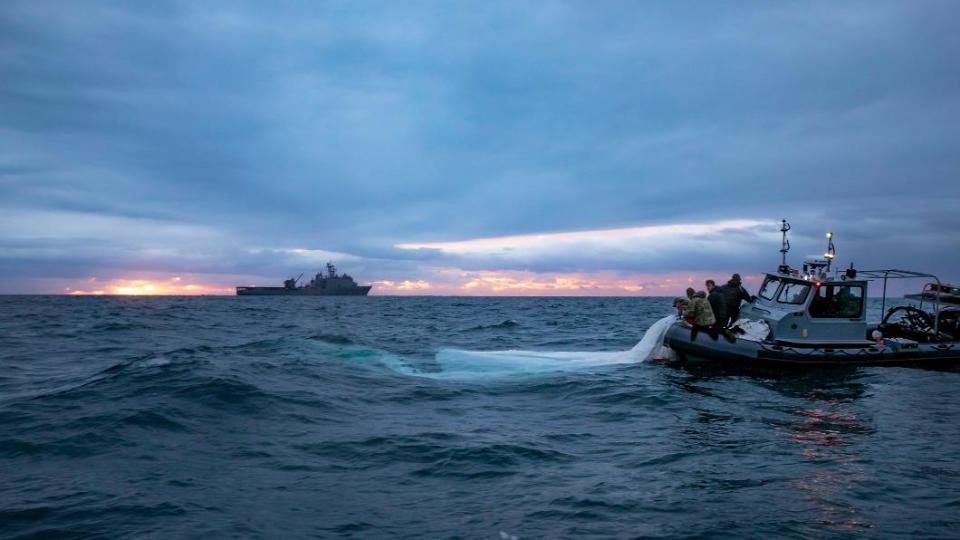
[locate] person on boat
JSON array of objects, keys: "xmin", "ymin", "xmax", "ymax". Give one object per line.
[
  {"xmin": 835, "ymin": 286, "xmax": 861, "ymax": 318},
  {"xmin": 672, "ymin": 297, "xmax": 689, "ymax": 319},
  {"xmin": 705, "ymin": 280, "xmax": 727, "ymax": 325},
  {"xmin": 719, "ymin": 273, "xmax": 755, "ymax": 327},
  {"xmin": 683, "ymin": 288, "xmax": 717, "ymax": 340},
  {"xmin": 706, "ymin": 280, "xmax": 736, "ymax": 342}
]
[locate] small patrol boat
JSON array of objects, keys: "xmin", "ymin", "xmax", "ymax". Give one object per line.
[{"xmin": 664, "ymin": 220, "xmax": 960, "ymax": 367}]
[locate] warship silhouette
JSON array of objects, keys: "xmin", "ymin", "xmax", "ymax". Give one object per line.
[{"xmin": 236, "ymin": 263, "xmax": 372, "ymax": 296}]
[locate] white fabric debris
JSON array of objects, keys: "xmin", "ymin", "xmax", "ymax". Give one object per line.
[{"xmin": 731, "ymin": 319, "xmax": 771, "ymax": 342}]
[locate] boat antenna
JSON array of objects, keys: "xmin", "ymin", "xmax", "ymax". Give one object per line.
[
  {"xmin": 778, "ymin": 219, "xmax": 791, "ymax": 273},
  {"xmin": 823, "ymin": 231, "xmax": 836, "ymax": 273}
]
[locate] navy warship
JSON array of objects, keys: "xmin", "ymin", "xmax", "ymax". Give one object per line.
[{"xmin": 236, "ymin": 263, "xmax": 372, "ymax": 296}]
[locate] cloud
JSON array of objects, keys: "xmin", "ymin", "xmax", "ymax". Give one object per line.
[
  {"xmin": 1, "ymin": 1, "xmax": 959, "ymax": 293},
  {"xmin": 396, "ymin": 220, "xmax": 770, "ymax": 254},
  {"xmin": 394, "ymin": 219, "xmax": 777, "ymax": 272}
]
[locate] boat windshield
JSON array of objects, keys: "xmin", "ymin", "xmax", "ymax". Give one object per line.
[
  {"xmin": 758, "ymin": 276, "xmax": 782, "ymax": 300},
  {"xmin": 809, "ymin": 284, "xmax": 864, "ymax": 318},
  {"xmin": 777, "ymin": 281, "xmax": 811, "ymax": 304}
]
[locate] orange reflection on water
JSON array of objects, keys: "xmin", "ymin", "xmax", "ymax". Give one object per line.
[
  {"xmin": 790, "ymin": 408, "xmax": 866, "ymax": 449},
  {"xmin": 785, "ymin": 402, "xmax": 871, "ymax": 533}
]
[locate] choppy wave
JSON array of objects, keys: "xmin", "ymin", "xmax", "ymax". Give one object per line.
[
  {"xmin": 465, "ymin": 319, "xmax": 520, "ymax": 331},
  {"xmin": 1, "ymin": 296, "xmax": 958, "ymax": 539}
]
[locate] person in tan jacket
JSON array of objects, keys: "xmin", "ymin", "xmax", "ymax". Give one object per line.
[{"xmin": 683, "ymin": 288, "xmax": 717, "ymax": 340}]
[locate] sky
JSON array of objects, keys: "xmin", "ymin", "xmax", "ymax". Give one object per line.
[{"xmin": 1, "ymin": 1, "xmax": 958, "ymax": 296}]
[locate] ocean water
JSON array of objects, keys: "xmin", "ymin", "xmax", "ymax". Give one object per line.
[{"xmin": 1, "ymin": 295, "xmax": 958, "ymax": 539}]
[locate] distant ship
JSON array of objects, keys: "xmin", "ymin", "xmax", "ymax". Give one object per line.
[{"xmin": 236, "ymin": 263, "xmax": 372, "ymax": 296}]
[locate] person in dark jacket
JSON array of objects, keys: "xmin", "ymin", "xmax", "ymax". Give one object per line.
[
  {"xmin": 706, "ymin": 280, "xmax": 735, "ymax": 341},
  {"xmin": 719, "ymin": 273, "xmax": 755, "ymax": 327},
  {"xmin": 705, "ymin": 280, "xmax": 726, "ymax": 326}
]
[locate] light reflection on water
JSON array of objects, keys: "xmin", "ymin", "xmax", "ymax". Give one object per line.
[{"xmin": 783, "ymin": 376, "xmax": 872, "ymax": 533}]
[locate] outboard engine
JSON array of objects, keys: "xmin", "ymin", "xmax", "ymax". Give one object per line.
[{"xmin": 938, "ymin": 309, "xmax": 960, "ymax": 340}]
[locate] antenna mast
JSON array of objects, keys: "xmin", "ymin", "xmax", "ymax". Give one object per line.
[
  {"xmin": 778, "ymin": 219, "xmax": 791, "ymax": 273},
  {"xmin": 824, "ymin": 232, "xmax": 836, "ymax": 273}
]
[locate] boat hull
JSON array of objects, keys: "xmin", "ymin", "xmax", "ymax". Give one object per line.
[
  {"xmin": 236, "ymin": 286, "xmax": 372, "ymax": 296},
  {"xmin": 663, "ymin": 321, "xmax": 960, "ymax": 368}
]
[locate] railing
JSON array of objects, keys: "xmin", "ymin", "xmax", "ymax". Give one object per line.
[{"xmin": 857, "ymin": 269, "xmax": 942, "ymax": 335}]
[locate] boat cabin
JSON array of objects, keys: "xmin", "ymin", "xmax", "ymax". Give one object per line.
[
  {"xmin": 664, "ymin": 221, "xmax": 960, "ymax": 366},
  {"xmin": 740, "ymin": 272, "xmax": 869, "ymax": 344}
]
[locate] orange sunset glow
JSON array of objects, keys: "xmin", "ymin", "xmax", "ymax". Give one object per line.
[
  {"xmin": 61, "ymin": 270, "xmax": 761, "ymax": 297},
  {"xmin": 65, "ymin": 277, "xmax": 231, "ymax": 296},
  {"xmin": 372, "ymin": 270, "xmax": 761, "ymax": 296}
]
